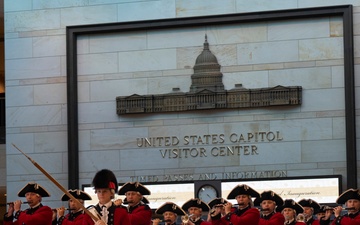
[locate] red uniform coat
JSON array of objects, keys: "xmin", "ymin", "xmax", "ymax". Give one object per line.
[
  {"xmin": 193, "ymin": 218, "xmax": 212, "ymax": 225},
  {"xmin": 3, "ymin": 204, "xmax": 53, "ymax": 225},
  {"xmin": 82, "ymin": 204, "xmax": 131, "ymax": 225},
  {"xmin": 259, "ymin": 212, "xmax": 285, "ymax": 225},
  {"xmin": 211, "ymin": 207, "xmax": 260, "ymax": 225},
  {"xmin": 127, "ymin": 203, "xmax": 152, "ymax": 225},
  {"xmin": 58, "ymin": 210, "xmax": 86, "ymax": 225},
  {"xmin": 306, "ymin": 218, "xmax": 320, "ymax": 225},
  {"xmin": 331, "ymin": 212, "xmax": 360, "ymax": 225}
]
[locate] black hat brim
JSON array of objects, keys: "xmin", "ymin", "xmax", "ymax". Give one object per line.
[
  {"xmin": 61, "ymin": 189, "xmax": 92, "ymax": 201},
  {"xmin": 182, "ymin": 198, "xmax": 210, "ymax": 212},
  {"xmin": 254, "ymin": 191, "xmax": 284, "ymax": 206},
  {"xmin": 276, "ymin": 199, "xmax": 304, "ymax": 214},
  {"xmin": 18, "ymin": 183, "xmax": 50, "ymax": 197},
  {"xmin": 298, "ymin": 199, "xmax": 320, "ymax": 210},
  {"xmin": 227, "ymin": 184, "xmax": 260, "ymax": 199},
  {"xmin": 336, "ymin": 189, "xmax": 360, "ymax": 204},
  {"xmin": 208, "ymin": 198, "xmax": 228, "ymax": 208},
  {"xmin": 118, "ymin": 182, "xmax": 151, "ymax": 195},
  {"xmin": 155, "ymin": 202, "xmax": 186, "ymax": 215}
]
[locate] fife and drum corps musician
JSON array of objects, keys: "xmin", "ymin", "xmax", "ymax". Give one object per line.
[
  {"xmin": 315, "ymin": 205, "xmax": 333, "ymax": 225},
  {"xmin": 118, "ymin": 182, "xmax": 152, "ymax": 225},
  {"xmin": 4, "ymin": 182, "xmax": 53, "ymax": 225},
  {"xmin": 298, "ymin": 199, "xmax": 321, "ymax": 225},
  {"xmin": 210, "ymin": 184, "xmax": 260, "ymax": 225},
  {"xmin": 276, "ymin": 199, "xmax": 305, "ymax": 225},
  {"xmin": 332, "ymin": 188, "xmax": 360, "ymax": 225},
  {"xmin": 207, "ymin": 198, "xmax": 229, "ymax": 221},
  {"xmin": 56, "ymin": 189, "xmax": 92, "ymax": 225},
  {"xmin": 254, "ymin": 190, "xmax": 285, "ymax": 225},
  {"xmin": 152, "ymin": 202, "xmax": 186, "ymax": 225},
  {"xmin": 181, "ymin": 198, "xmax": 211, "ymax": 225}
]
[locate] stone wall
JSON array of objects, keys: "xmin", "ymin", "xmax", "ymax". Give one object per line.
[{"xmin": 4, "ymin": 0, "xmax": 360, "ymax": 206}]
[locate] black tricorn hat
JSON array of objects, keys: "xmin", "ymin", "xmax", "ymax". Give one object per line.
[
  {"xmin": 124, "ymin": 196, "xmax": 149, "ymax": 204},
  {"xmin": 18, "ymin": 183, "xmax": 50, "ymax": 197},
  {"xmin": 61, "ymin": 189, "xmax": 92, "ymax": 201},
  {"xmin": 315, "ymin": 205, "xmax": 331, "ymax": 214},
  {"xmin": 92, "ymin": 169, "xmax": 118, "ymax": 191},
  {"xmin": 227, "ymin": 184, "xmax": 260, "ymax": 199},
  {"xmin": 336, "ymin": 188, "xmax": 360, "ymax": 204},
  {"xmin": 155, "ymin": 202, "xmax": 186, "ymax": 215},
  {"xmin": 118, "ymin": 182, "xmax": 151, "ymax": 195},
  {"xmin": 254, "ymin": 190, "xmax": 284, "ymax": 206},
  {"xmin": 182, "ymin": 198, "xmax": 210, "ymax": 212},
  {"xmin": 298, "ymin": 199, "xmax": 320, "ymax": 211},
  {"xmin": 208, "ymin": 198, "xmax": 228, "ymax": 208},
  {"xmin": 276, "ymin": 199, "xmax": 304, "ymax": 214}
]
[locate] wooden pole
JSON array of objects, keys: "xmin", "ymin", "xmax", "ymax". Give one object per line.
[{"xmin": 11, "ymin": 143, "xmax": 102, "ymax": 223}]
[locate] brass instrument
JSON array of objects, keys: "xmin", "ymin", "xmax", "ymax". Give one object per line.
[
  {"xmin": 296, "ymin": 213, "xmax": 306, "ymax": 223},
  {"xmin": 181, "ymin": 214, "xmax": 194, "ymax": 224}
]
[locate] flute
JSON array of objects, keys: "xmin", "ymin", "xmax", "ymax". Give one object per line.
[
  {"xmin": 261, "ymin": 208, "xmax": 271, "ymax": 212},
  {"xmin": 52, "ymin": 208, "xmax": 76, "ymax": 212},
  {"xmin": 324, "ymin": 207, "xmax": 356, "ymax": 210},
  {"xmin": 7, "ymin": 202, "xmax": 29, "ymax": 205},
  {"xmin": 151, "ymin": 219, "xmax": 172, "ymax": 223}
]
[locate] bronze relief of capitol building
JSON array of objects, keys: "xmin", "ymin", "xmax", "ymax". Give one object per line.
[{"xmin": 116, "ymin": 36, "xmax": 302, "ymax": 115}]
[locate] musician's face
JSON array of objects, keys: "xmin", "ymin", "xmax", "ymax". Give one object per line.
[
  {"xmin": 69, "ymin": 199, "xmax": 83, "ymax": 211},
  {"xmin": 261, "ymin": 200, "xmax": 276, "ymax": 213},
  {"xmin": 125, "ymin": 191, "xmax": 142, "ymax": 206},
  {"xmin": 188, "ymin": 207, "xmax": 202, "ymax": 218},
  {"xmin": 282, "ymin": 208, "xmax": 295, "ymax": 220},
  {"xmin": 346, "ymin": 199, "xmax": 360, "ymax": 212},
  {"xmin": 235, "ymin": 195, "xmax": 250, "ymax": 209},
  {"xmin": 95, "ymin": 188, "xmax": 112, "ymax": 204},
  {"xmin": 25, "ymin": 192, "xmax": 41, "ymax": 207},
  {"xmin": 303, "ymin": 207, "xmax": 313, "ymax": 217},
  {"xmin": 163, "ymin": 211, "xmax": 176, "ymax": 223}
]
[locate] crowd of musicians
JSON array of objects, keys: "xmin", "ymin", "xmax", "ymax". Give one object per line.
[{"xmin": 3, "ymin": 169, "xmax": 360, "ymax": 225}]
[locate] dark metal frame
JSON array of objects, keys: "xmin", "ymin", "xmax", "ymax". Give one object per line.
[
  {"xmin": 81, "ymin": 174, "xmax": 342, "ymax": 205},
  {"xmin": 66, "ymin": 5, "xmax": 356, "ymax": 189}
]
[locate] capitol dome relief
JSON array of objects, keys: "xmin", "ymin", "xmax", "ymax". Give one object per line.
[
  {"xmin": 190, "ymin": 35, "xmax": 224, "ymax": 93},
  {"xmin": 116, "ymin": 36, "xmax": 302, "ymax": 114}
]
